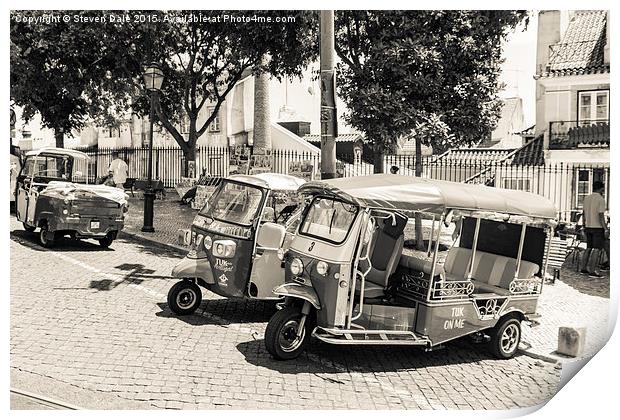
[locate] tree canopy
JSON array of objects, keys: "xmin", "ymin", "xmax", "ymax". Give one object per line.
[
  {"xmin": 10, "ymin": 10, "xmax": 319, "ymax": 158},
  {"xmin": 334, "ymin": 10, "xmax": 529, "ymax": 170},
  {"xmin": 10, "ymin": 11, "xmax": 132, "ymax": 146}
]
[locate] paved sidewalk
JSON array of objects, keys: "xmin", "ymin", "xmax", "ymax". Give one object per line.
[{"xmin": 123, "ymin": 191, "xmax": 195, "ymax": 249}]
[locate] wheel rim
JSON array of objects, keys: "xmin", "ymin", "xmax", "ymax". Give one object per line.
[
  {"xmin": 500, "ymin": 324, "xmax": 520, "ymax": 354},
  {"xmin": 40, "ymin": 228, "xmax": 49, "ymax": 244},
  {"xmin": 279, "ymin": 319, "xmax": 305, "ymax": 353},
  {"xmin": 176, "ymin": 288, "xmax": 197, "ymax": 310}
]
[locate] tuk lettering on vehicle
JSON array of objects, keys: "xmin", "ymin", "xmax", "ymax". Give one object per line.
[{"xmin": 214, "ymin": 258, "xmax": 234, "ymax": 272}]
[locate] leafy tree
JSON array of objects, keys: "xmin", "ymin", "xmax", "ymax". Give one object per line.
[
  {"xmin": 10, "ymin": 11, "xmax": 132, "ymax": 147},
  {"xmin": 334, "ymin": 10, "xmax": 528, "ymax": 248},
  {"xmin": 335, "ymin": 10, "xmax": 528, "ymax": 173},
  {"xmin": 115, "ymin": 10, "xmax": 319, "ymax": 175}
]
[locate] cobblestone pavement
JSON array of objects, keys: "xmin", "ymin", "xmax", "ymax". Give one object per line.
[
  {"xmin": 123, "ymin": 191, "xmax": 196, "ymax": 249},
  {"xmin": 10, "ymin": 216, "xmax": 561, "ymax": 410}
]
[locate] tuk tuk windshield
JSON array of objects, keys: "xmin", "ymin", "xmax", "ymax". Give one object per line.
[
  {"xmin": 299, "ymin": 197, "xmax": 358, "ymax": 244},
  {"xmin": 23, "ymin": 155, "xmax": 73, "ymax": 181},
  {"xmin": 201, "ymin": 181, "xmax": 264, "ymax": 226}
]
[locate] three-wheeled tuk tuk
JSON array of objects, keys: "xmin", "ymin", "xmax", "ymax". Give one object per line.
[
  {"xmin": 264, "ymin": 175, "xmax": 557, "ymax": 360},
  {"xmin": 167, "ymin": 172, "xmax": 306, "ymax": 315},
  {"xmin": 15, "ymin": 147, "xmax": 128, "ymax": 248}
]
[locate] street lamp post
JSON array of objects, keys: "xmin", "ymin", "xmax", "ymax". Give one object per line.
[{"xmin": 141, "ymin": 63, "xmax": 164, "ymax": 233}]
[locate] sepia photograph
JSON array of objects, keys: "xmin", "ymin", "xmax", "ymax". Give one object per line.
[{"xmin": 6, "ymin": 2, "xmax": 615, "ymax": 415}]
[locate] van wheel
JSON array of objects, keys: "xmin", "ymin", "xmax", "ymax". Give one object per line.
[
  {"xmin": 167, "ymin": 281, "xmax": 202, "ymax": 315},
  {"xmin": 265, "ymin": 306, "xmax": 311, "ymax": 360},
  {"xmin": 23, "ymin": 223, "xmax": 36, "ymax": 232},
  {"xmin": 488, "ymin": 317, "xmax": 521, "ymax": 359},
  {"xmin": 39, "ymin": 224, "xmax": 56, "ymax": 248},
  {"xmin": 98, "ymin": 235, "xmax": 114, "ymax": 248}
]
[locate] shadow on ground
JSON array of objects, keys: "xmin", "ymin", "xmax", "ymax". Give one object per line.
[
  {"xmin": 10, "ymin": 229, "xmax": 114, "ymax": 253},
  {"xmin": 155, "ymin": 298, "xmax": 278, "ymax": 326},
  {"xmin": 235, "ymin": 335, "xmax": 536, "ymax": 375},
  {"xmin": 558, "ymin": 262, "xmax": 609, "ymax": 298}
]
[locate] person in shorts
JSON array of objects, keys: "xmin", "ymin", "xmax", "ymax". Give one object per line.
[{"xmin": 580, "ymin": 181, "xmax": 609, "ymax": 278}]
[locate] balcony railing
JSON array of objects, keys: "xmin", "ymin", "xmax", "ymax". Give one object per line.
[{"xmin": 549, "ymin": 120, "xmax": 609, "ymax": 149}]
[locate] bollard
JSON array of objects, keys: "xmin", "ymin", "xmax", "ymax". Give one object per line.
[
  {"xmin": 557, "ymin": 327, "xmax": 586, "ymax": 357},
  {"xmin": 177, "ymin": 229, "xmax": 191, "ymax": 246}
]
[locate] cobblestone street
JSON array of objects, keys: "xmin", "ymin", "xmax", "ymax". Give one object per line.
[{"xmin": 10, "ymin": 216, "xmax": 564, "ymax": 410}]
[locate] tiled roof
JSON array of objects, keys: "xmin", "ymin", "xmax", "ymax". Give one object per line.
[
  {"xmin": 543, "ymin": 10, "xmax": 609, "ymax": 77},
  {"xmin": 432, "ymin": 148, "xmax": 514, "ymax": 163},
  {"xmin": 509, "ymin": 135, "xmax": 545, "ymax": 166},
  {"xmin": 303, "ymin": 134, "xmax": 363, "ymax": 143}
]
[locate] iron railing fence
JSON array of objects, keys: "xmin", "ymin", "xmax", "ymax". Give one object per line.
[{"xmin": 78, "ymin": 146, "xmax": 609, "ymax": 222}]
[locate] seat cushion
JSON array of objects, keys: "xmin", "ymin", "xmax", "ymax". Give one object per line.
[
  {"xmin": 444, "ymin": 247, "xmax": 540, "ymax": 291},
  {"xmin": 355, "ymin": 279, "xmax": 385, "ymax": 299},
  {"xmin": 399, "ymin": 254, "xmax": 444, "ymax": 277}
]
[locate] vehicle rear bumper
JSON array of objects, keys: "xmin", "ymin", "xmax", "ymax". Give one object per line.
[{"xmin": 51, "ymin": 216, "xmax": 124, "ymax": 238}]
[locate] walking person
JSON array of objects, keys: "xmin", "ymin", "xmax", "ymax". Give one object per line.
[
  {"xmin": 108, "ymin": 151, "xmax": 129, "ymax": 190},
  {"xmin": 579, "ymin": 181, "xmax": 610, "ymax": 278}
]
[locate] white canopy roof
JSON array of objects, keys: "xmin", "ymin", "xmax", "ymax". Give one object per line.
[
  {"xmin": 25, "ymin": 147, "xmax": 90, "ymax": 161},
  {"xmin": 299, "ymin": 174, "xmax": 558, "ymax": 220},
  {"xmin": 228, "ymin": 173, "xmax": 306, "ymax": 191}
]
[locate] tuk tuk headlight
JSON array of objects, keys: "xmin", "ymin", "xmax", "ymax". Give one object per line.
[
  {"xmin": 316, "ymin": 261, "xmax": 329, "ymax": 276},
  {"xmin": 203, "ymin": 235, "xmax": 213, "ymax": 250},
  {"xmin": 290, "ymin": 258, "xmax": 304, "ymax": 276},
  {"xmin": 212, "ymin": 240, "xmax": 236, "ymax": 258}
]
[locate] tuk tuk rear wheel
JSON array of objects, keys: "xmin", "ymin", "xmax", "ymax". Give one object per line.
[
  {"xmin": 98, "ymin": 235, "xmax": 114, "ymax": 248},
  {"xmin": 167, "ymin": 281, "xmax": 202, "ymax": 315},
  {"xmin": 489, "ymin": 317, "xmax": 521, "ymax": 359},
  {"xmin": 265, "ymin": 306, "xmax": 311, "ymax": 360},
  {"xmin": 39, "ymin": 224, "xmax": 56, "ymax": 248},
  {"xmin": 23, "ymin": 223, "xmax": 36, "ymax": 233}
]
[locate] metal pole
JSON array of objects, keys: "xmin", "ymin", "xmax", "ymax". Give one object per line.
[
  {"xmin": 426, "ymin": 214, "xmax": 444, "ymax": 301},
  {"xmin": 320, "ymin": 10, "xmax": 337, "ymax": 179},
  {"xmin": 514, "ymin": 223, "xmax": 527, "ymax": 281},
  {"xmin": 467, "ymin": 218, "xmax": 481, "ymax": 282},
  {"xmin": 141, "ymin": 90, "xmax": 156, "ymax": 232}
]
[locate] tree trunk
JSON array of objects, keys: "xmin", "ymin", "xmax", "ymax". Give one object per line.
[
  {"xmin": 373, "ymin": 142, "xmax": 385, "ymax": 174},
  {"xmin": 183, "ymin": 145, "xmax": 196, "ymax": 178},
  {"xmin": 54, "ymin": 128, "xmax": 64, "ymax": 148},
  {"xmin": 253, "ymin": 68, "xmax": 271, "ymax": 153},
  {"xmin": 414, "ymin": 137, "xmax": 425, "ymax": 250}
]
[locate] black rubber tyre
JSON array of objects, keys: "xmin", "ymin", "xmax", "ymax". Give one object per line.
[
  {"xmin": 39, "ymin": 224, "xmax": 56, "ymax": 248},
  {"xmin": 265, "ymin": 306, "xmax": 311, "ymax": 360},
  {"xmin": 167, "ymin": 281, "xmax": 202, "ymax": 315},
  {"xmin": 488, "ymin": 317, "xmax": 522, "ymax": 359},
  {"xmin": 23, "ymin": 222, "xmax": 36, "ymax": 233},
  {"xmin": 98, "ymin": 235, "xmax": 114, "ymax": 248}
]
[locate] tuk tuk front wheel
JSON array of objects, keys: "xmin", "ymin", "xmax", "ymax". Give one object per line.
[
  {"xmin": 489, "ymin": 317, "xmax": 521, "ymax": 359},
  {"xmin": 167, "ymin": 280, "xmax": 202, "ymax": 315},
  {"xmin": 39, "ymin": 224, "xmax": 56, "ymax": 248},
  {"xmin": 265, "ymin": 306, "xmax": 311, "ymax": 360},
  {"xmin": 23, "ymin": 223, "xmax": 36, "ymax": 233}
]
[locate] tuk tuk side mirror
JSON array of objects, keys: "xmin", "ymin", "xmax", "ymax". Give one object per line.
[{"xmin": 257, "ymin": 222, "xmax": 286, "ymax": 249}]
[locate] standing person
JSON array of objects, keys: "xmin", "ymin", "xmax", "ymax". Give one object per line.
[
  {"xmin": 580, "ymin": 181, "xmax": 609, "ymax": 278},
  {"xmin": 108, "ymin": 151, "xmax": 129, "ymax": 189}
]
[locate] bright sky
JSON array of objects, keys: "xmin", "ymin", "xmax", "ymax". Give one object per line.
[{"xmin": 498, "ymin": 11, "xmax": 538, "ymax": 128}]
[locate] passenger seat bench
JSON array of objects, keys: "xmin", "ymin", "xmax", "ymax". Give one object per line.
[
  {"xmin": 356, "ymin": 213, "xmax": 408, "ymax": 299},
  {"xmin": 443, "ymin": 247, "xmax": 540, "ymax": 295}
]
